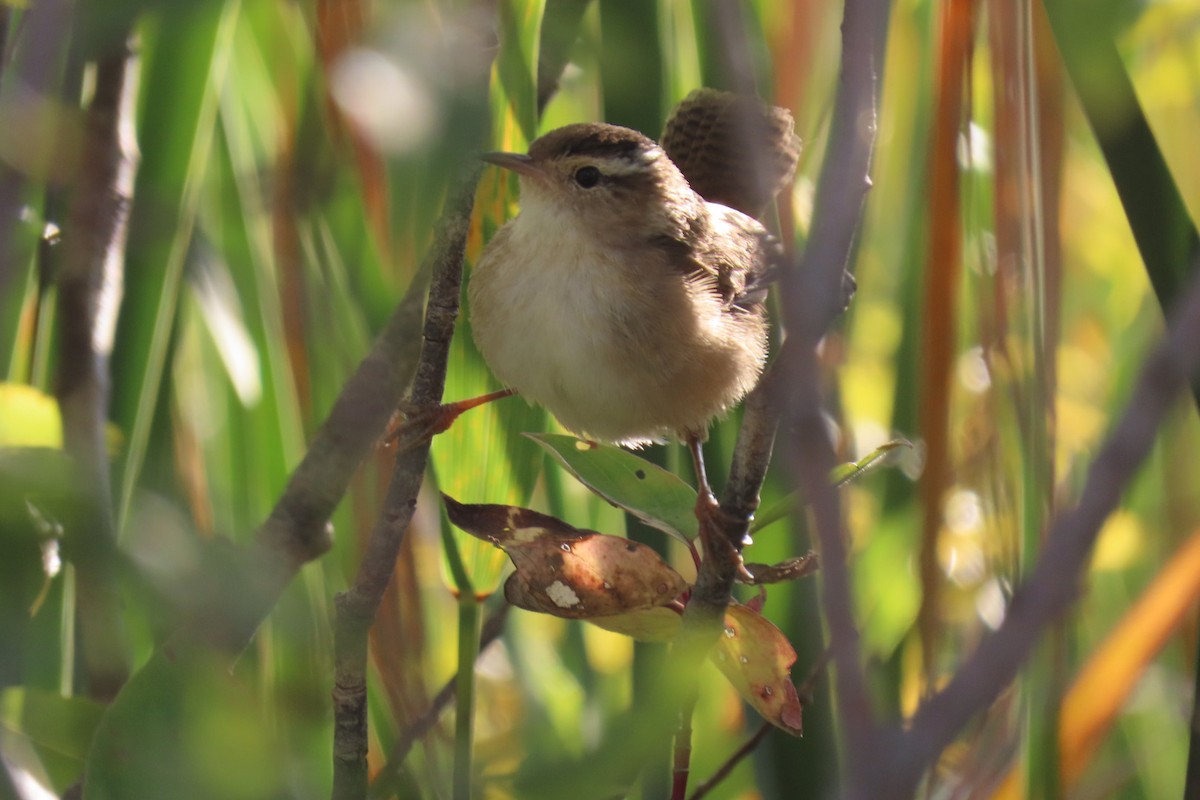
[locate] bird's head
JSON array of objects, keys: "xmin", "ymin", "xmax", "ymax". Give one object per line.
[{"xmin": 481, "ymin": 123, "xmax": 703, "ymax": 242}]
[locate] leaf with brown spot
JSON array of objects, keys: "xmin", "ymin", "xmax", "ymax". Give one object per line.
[
  {"xmin": 709, "ymin": 604, "xmax": 804, "ymax": 736},
  {"xmin": 443, "ymin": 494, "xmax": 585, "ymax": 546},
  {"xmin": 444, "ymin": 494, "xmax": 688, "ymax": 619}
]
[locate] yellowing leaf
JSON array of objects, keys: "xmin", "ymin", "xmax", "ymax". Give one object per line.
[{"xmin": 710, "ymin": 604, "xmax": 804, "ymax": 736}]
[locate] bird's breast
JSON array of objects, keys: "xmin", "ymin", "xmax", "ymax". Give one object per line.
[
  {"xmin": 469, "ymin": 213, "xmax": 766, "ymax": 444},
  {"xmin": 471, "ymin": 217, "xmax": 644, "ymax": 384}
]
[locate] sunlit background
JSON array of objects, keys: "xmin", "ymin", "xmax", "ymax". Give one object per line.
[{"xmin": 2, "ymin": 0, "xmax": 1200, "ymax": 798}]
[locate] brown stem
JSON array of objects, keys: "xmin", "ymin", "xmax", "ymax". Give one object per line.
[
  {"xmin": 55, "ymin": 34, "xmax": 139, "ymax": 701},
  {"xmin": 688, "ymin": 723, "xmax": 770, "ymax": 800},
  {"xmin": 671, "ymin": 698, "xmax": 697, "ymax": 800},
  {"xmin": 328, "ymin": 11, "xmax": 586, "ymax": 795},
  {"xmin": 688, "ymin": 651, "xmax": 829, "ymax": 800},
  {"xmin": 671, "ymin": 1, "xmax": 888, "ymax": 793},
  {"xmin": 775, "ymin": 0, "xmax": 891, "ymax": 793},
  {"xmin": 330, "ymin": 167, "xmax": 481, "ymax": 800}
]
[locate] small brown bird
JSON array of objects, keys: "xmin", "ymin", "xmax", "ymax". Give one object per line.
[{"xmin": 469, "ymin": 90, "xmax": 800, "ymax": 494}]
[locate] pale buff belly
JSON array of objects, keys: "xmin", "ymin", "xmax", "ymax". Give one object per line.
[{"xmin": 469, "ymin": 223, "xmax": 766, "ymax": 444}]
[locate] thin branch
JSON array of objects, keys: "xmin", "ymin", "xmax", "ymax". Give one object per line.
[
  {"xmin": 671, "ymin": 698, "xmax": 697, "ymax": 800},
  {"xmin": 776, "ymin": 0, "xmax": 891, "ymax": 793},
  {"xmin": 688, "ymin": 723, "xmax": 770, "ymax": 800},
  {"xmin": 888, "ymin": 261, "xmax": 1200, "ymax": 795},
  {"xmin": 688, "ymin": 649, "xmax": 830, "ymax": 800},
  {"xmin": 331, "ymin": 166, "xmax": 481, "ymax": 800},
  {"xmin": 676, "ymin": 2, "xmax": 888, "ymax": 792},
  {"xmin": 55, "ymin": 34, "xmax": 139, "ymax": 701},
  {"xmin": 722, "ymin": 343, "xmax": 788, "ymax": 520},
  {"xmin": 329, "ymin": 10, "xmax": 588, "ymax": 795},
  {"xmin": 240, "ymin": 0, "xmax": 585, "ymax": 649}
]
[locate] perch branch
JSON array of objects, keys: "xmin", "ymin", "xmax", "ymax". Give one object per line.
[
  {"xmin": 331, "ymin": 166, "xmax": 481, "ymax": 800},
  {"xmin": 330, "ymin": 14, "xmax": 584, "ymax": 795},
  {"xmin": 55, "ymin": 35, "xmax": 139, "ymax": 701},
  {"xmin": 669, "ymin": 2, "xmax": 887, "ymax": 796}
]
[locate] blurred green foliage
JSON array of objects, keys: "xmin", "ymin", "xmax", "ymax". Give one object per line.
[{"xmin": 1, "ymin": 0, "xmax": 1199, "ymax": 798}]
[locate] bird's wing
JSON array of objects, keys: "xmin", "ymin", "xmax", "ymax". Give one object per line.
[
  {"xmin": 651, "ymin": 204, "xmax": 782, "ymax": 312},
  {"xmin": 703, "ymin": 205, "xmax": 784, "ymax": 311}
]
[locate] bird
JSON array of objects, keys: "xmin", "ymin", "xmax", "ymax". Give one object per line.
[{"xmin": 468, "ymin": 89, "xmax": 801, "ymax": 500}]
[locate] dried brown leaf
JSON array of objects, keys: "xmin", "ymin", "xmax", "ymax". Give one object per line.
[{"xmin": 444, "ymin": 494, "xmax": 688, "ymax": 619}]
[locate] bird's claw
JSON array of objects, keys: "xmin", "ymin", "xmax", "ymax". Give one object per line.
[{"xmin": 693, "ymin": 489, "xmax": 755, "ymax": 583}]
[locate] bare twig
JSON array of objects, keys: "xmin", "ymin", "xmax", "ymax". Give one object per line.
[
  {"xmin": 675, "ymin": 0, "xmax": 797, "ymax": 672},
  {"xmin": 673, "ymin": 1, "xmax": 888, "ymax": 794},
  {"xmin": 331, "ymin": 166, "xmax": 481, "ymax": 800},
  {"xmin": 888, "ymin": 262, "xmax": 1200, "ymax": 795},
  {"xmin": 689, "ymin": 722, "xmax": 771, "ymax": 800},
  {"xmin": 671, "ymin": 698, "xmax": 697, "ymax": 800},
  {"xmin": 775, "ymin": 0, "xmax": 891, "ymax": 793},
  {"xmin": 55, "ymin": 34, "xmax": 139, "ymax": 701},
  {"xmin": 688, "ymin": 649, "xmax": 831, "ymax": 800},
  {"xmin": 670, "ymin": 8, "xmax": 784, "ymax": 771},
  {"xmin": 721, "ymin": 341, "xmax": 789, "ymax": 521},
  {"xmin": 329, "ymin": 11, "xmax": 588, "ymax": 796}
]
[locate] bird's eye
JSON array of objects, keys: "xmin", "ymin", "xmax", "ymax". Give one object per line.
[{"xmin": 574, "ymin": 166, "xmax": 601, "ymax": 188}]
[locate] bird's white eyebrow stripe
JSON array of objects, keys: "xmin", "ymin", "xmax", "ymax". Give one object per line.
[{"xmin": 578, "ymin": 147, "xmax": 662, "ymax": 177}]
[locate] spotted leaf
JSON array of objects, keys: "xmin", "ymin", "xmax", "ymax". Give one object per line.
[
  {"xmin": 710, "ymin": 603, "xmax": 804, "ymax": 736},
  {"xmin": 443, "ymin": 494, "xmax": 688, "ymax": 619}
]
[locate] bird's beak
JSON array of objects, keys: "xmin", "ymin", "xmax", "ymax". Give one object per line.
[{"xmin": 480, "ymin": 151, "xmax": 544, "ymax": 179}]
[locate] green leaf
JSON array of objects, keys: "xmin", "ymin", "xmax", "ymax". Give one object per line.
[
  {"xmin": 830, "ymin": 438, "xmax": 912, "ymax": 488},
  {"xmin": 528, "ymin": 433, "xmax": 699, "ymax": 542},
  {"xmin": 752, "ymin": 439, "xmax": 912, "ymax": 533},
  {"xmin": 430, "ymin": 308, "xmax": 547, "ymax": 595},
  {"xmin": 114, "ymin": 1, "xmax": 241, "ymax": 532},
  {"xmin": 496, "ymin": 0, "xmax": 546, "ymax": 143}
]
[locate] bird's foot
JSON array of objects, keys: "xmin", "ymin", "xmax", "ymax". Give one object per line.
[{"xmin": 383, "ymin": 389, "xmax": 516, "ymax": 452}]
